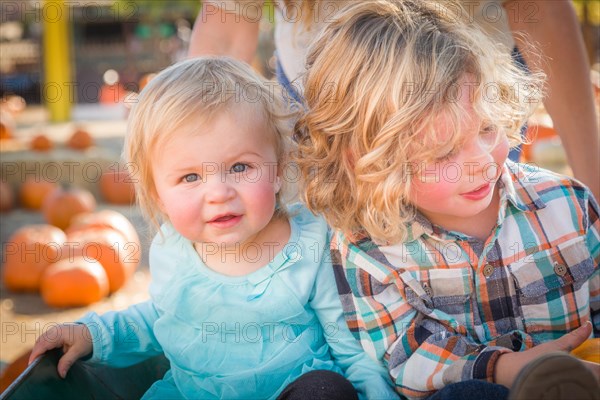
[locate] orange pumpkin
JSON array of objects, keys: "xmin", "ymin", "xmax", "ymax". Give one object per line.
[
  {"xmin": 99, "ymin": 84, "xmax": 127, "ymax": 104},
  {"xmin": 99, "ymin": 170, "xmax": 136, "ymax": 204},
  {"xmin": 64, "ymin": 228, "xmax": 138, "ymax": 292},
  {"xmin": 2, "ymin": 225, "xmax": 67, "ymax": 291},
  {"xmin": 571, "ymin": 338, "xmax": 600, "ymax": 364},
  {"xmin": 67, "ymin": 128, "xmax": 94, "ymax": 150},
  {"xmin": 42, "ymin": 185, "xmax": 96, "ymax": 230},
  {"xmin": 139, "ymin": 73, "xmax": 156, "ymax": 91},
  {"xmin": 30, "ymin": 134, "xmax": 53, "ymax": 151},
  {"xmin": 66, "ymin": 209, "xmax": 141, "ymax": 251},
  {"xmin": 41, "ymin": 256, "xmax": 109, "ymax": 307},
  {"xmin": 0, "ymin": 121, "xmax": 12, "ymax": 140},
  {"xmin": 0, "ymin": 181, "xmax": 14, "ymax": 212},
  {"xmin": 19, "ymin": 178, "xmax": 58, "ymax": 210}
]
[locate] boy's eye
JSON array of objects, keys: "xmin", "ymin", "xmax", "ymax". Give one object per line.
[
  {"xmin": 230, "ymin": 163, "xmax": 249, "ymax": 173},
  {"xmin": 435, "ymin": 148, "xmax": 458, "ymax": 162},
  {"xmin": 480, "ymin": 124, "xmax": 499, "ymax": 146},
  {"xmin": 182, "ymin": 173, "xmax": 201, "ymax": 183},
  {"xmin": 481, "ymin": 124, "xmax": 498, "ymax": 135}
]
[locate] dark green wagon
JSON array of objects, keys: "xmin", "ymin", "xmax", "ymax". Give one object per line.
[{"xmin": 0, "ymin": 349, "xmax": 170, "ymax": 400}]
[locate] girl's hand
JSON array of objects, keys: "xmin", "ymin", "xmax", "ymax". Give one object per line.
[
  {"xmin": 28, "ymin": 323, "xmax": 93, "ymax": 378},
  {"xmin": 494, "ymin": 321, "xmax": 594, "ymax": 388}
]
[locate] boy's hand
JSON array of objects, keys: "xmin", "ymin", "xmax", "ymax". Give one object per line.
[
  {"xmin": 494, "ymin": 321, "xmax": 596, "ymax": 388},
  {"xmin": 28, "ymin": 323, "xmax": 93, "ymax": 378}
]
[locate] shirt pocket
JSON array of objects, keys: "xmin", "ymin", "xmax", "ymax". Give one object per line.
[
  {"xmin": 508, "ymin": 236, "xmax": 594, "ymax": 336},
  {"xmin": 401, "ymin": 268, "xmax": 472, "ymax": 328}
]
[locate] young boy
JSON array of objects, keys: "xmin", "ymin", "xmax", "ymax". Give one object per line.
[{"xmin": 294, "ymin": 1, "xmax": 600, "ymax": 399}]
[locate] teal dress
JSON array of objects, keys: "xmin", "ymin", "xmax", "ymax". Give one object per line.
[{"xmin": 78, "ymin": 204, "xmax": 398, "ymax": 399}]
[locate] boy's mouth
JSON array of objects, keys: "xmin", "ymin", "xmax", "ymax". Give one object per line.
[{"xmin": 460, "ymin": 183, "xmax": 491, "ymax": 200}]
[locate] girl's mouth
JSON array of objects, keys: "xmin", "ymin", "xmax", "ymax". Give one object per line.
[{"xmin": 208, "ymin": 214, "xmax": 242, "ymax": 228}]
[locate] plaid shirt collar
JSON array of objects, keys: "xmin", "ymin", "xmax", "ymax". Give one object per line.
[{"xmin": 405, "ymin": 160, "xmax": 548, "ymax": 243}]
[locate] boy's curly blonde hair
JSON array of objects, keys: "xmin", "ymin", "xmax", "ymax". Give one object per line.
[
  {"xmin": 125, "ymin": 56, "xmax": 294, "ymax": 230},
  {"xmin": 294, "ymin": 0, "xmax": 544, "ymax": 245}
]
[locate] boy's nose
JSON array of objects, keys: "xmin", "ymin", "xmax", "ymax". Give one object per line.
[{"xmin": 465, "ymin": 138, "xmax": 495, "ymax": 166}]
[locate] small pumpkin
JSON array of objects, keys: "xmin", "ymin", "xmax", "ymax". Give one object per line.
[
  {"xmin": 42, "ymin": 185, "xmax": 97, "ymax": 230},
  {"xmin": 67, "ymin": 128, "xmax": 94, "ymax": 150},
  {"xmin": 99, "ymin": 169, "xmax": 136, "ymax": 204},
  {"xmin": 139, "ymin": 73, "xmax": 156, "ymax": 91},
  {"xmin": 99, "ymin": 83, "xmax": 127, "ymax": 104},
  {"xmin": 30, "ymin": 134, "xmax": 53, "ymax": 151},
  {"xmin": 0, "ymin": 181, "xmax": 14, "ymax": 212},
  {"xmin": 64, "ymin": 228, "xmax": 138, "ymax": 292},
  {"xmin": 2, "ymin": 224, "xmax": 67, "ymax": 291},
  {"xmin": 571, "ymin": 338, "xmax": 600, "ymax": 364},
  {"xmin": 19, "ymin": 178, "xmax": 58, "ymax": 210},
  {"xmin": 41, "ymin": 256, "xmax": 109, "ymax": 307},
  {"xmin": 0, "ymin": 121, "xmax": 12, "ymax": 140},
  {"xmin": 66, "ymin": 209, "xmax": 141, "ymax": 251}
]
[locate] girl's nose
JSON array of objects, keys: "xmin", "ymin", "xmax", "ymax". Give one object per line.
[{"xmin": 204, "ymin": 175, "xmax": 235, "ymax": 203}]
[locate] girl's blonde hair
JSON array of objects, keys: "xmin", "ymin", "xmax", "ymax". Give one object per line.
[
  {"xmin": 294, "ymin": 0, "xmax": 544, "ymax": 245},
  {"xmin": 125, "ymin": 56, "xmax": 293, "ymax": 230}
]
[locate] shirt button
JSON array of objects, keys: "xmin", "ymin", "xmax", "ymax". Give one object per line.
[
  {"xmin": 483, "ymin": 264, "xmax": 494, "ymax": 278},
  {"xmin": 554, "ymin": 262, "xmax": 567, "ymax": 277},
  {"xmin": 423, "ymin": 284, "xmax": 433, "ymax": 297}
]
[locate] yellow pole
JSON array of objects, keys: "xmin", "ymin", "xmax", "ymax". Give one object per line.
[{"xmin": 42, "ymin": 0, "xmax": 72, "ymax": 122}]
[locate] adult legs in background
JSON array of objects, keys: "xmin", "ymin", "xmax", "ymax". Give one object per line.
[{"xmin": 509, "ymin": 47, "xmax": 530, "ymax": 162}]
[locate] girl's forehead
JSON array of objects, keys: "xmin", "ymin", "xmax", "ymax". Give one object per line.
[
  {"xmin": 159, "ymin": 105, "xmax": 265, "ymax": 139},
  {"xmin": 153, "ymin": 108, "xmax": 276, "ymax": 154}
]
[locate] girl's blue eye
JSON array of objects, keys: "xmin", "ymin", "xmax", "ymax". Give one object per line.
[
  {"xmin": 230, "ymin": 163, "xmax": 249, "ymax": 173},
  {"xmin": 183, "ymin": 173, "xmax": 200, "ymax": 183}
]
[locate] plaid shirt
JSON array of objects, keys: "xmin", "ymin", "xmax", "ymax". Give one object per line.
[{"xmin": 331, "ymin": 161, "xmax": 600, "ymax": 399}]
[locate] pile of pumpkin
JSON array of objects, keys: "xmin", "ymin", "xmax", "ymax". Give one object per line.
[
  {"xmin": 0, "ymin": 120, "xmax": 136, "ymax": 210},
  {"xmin": 1, "ymin": 183, "xmax": 141, "ymax": 308},
  {"xmin": 0, "ymin": 166, "xmax": 135, "ymax": 213},
  {"xmin": 1, "ymin": 109, "xmax": 95, "ymax": 153}
]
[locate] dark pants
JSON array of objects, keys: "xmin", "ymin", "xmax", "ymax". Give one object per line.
[
  {"xmin": 426, "ymin": 380, "xmax": 509, "ymax": 400},
  {"xmin": 277, "ymin": 370, "xmax": 359, "ymax": 400}
]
